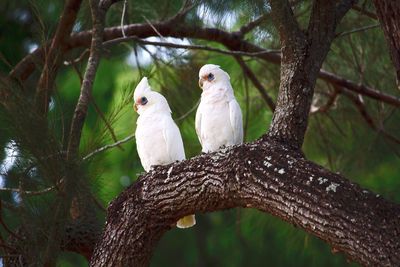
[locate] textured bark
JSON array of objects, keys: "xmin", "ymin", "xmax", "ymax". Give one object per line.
[
  {"xmin": 90, "ymin": 137, "xmax": 400, "ymax": 266},
  {"xmin": 373, "ymin": 0, "xmax": 400, "ymax": 87},
  {"xmin": 267, "ymin": 0, "xmax": 356, "ymax": 149},
  {"xmin": 66, "ymin": 0, "xmax": 105, "ymax": 159}
]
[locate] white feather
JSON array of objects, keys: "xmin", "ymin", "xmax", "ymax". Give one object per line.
[
  {"xmin": 134, "ymin": 78, "xmax": 195, "ymax": 228},
  {"xmin": 134, "ymin": 78, "xmax": 184, "ymax": 170},
  {"xmin": 229, "ymin": 99, "xmax": 243, "ymax": 144},
  {"xmin": 195, "ymin": 105, "xmax": 203, "ymax": 147},
  {"xmin": 196, "ymin": 65, "xmax": 243, "ymax": 153}
]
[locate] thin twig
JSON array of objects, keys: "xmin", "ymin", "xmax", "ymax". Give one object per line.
[
  {"xmin": 310, "ymin": 89, "xmax": 339, "ymax": 114},
  {"xmin": 352, "ymin": 5, "xmax": 378, "ymax": 20},
  {"xmin": 0, "ymin": 185, "xmax": 57, "ymax": 195},
  {"xmin": 91, "ymin": 194, "xmax": 106, "ymax": 212},
  {"xmin": 63, "ymin": 49, "xmax": 90, "ymax": 66},
  {"xmin": 238, "ymin": 14, "xmax": 269, "ymax": 36},
  {"xmin": 83, "ymin": 133, "xmax": 135, "ymax": 160},
  {"xmin": 9, "ymin": 12, "xmax": 400, "ymax": 109},
  {"xmin": 175, "ymin": 99, "xmax": 200, "ymax": 121},
  {"xmin": 121, "ymin": 0, "xmax": 128, "ymax": 37},
  {"xmin": 103, "ymin": 36, "xmax": 280, "ymax": 57},
  {"xmin": 336, "ymin": 24, "xmax": 380, "ymax": 38},
  {"xmin": 143, "ymin": 16, "xmax": 167, "ymax": 41},
  {"xmin": 90, "ymin": 96, "xmax": 123, "ymax": 150},
  {"xmin": 235, "ymin": 56, "xmax": 275, "ymax": 111},
  {"xmin": 339, "ymin": 87, "xmax": 400, "ymax": 145}
]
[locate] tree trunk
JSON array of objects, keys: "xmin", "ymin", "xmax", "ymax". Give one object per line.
[
  {"xmin": 90, "ymin": 137, "xmax": 400, "ymax": 266},
  {"xmin": 267, "ymin": 0, "xmax": 355, "ymax": 149},
  {"xmin": 373, "ymin": 0, "xmax": 400, "ymax": 88}
]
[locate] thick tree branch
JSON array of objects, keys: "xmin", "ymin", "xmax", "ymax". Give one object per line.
[
  {"xmin": 373, "ymin": 0, "xmax": 400, "ymax": 88},
  {"xmin": 9, "ymin": 19, "xmax": 400, "ymax": 109},
  {"xmin": 90, "ymin": 137, "xmax": 400, "ymax": 266},
  {"xmin": 237, "ymin": 14, "xmax": 269, "ymax": 37},
  {"xmin": 269, "ymin": 0, "xmax": 305, "ymax": 51},
  {"xmin": 267, "ymin": 0, "xmax": 355, "ymax": 149}
]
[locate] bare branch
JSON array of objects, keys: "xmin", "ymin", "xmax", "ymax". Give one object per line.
[
  {"xmin": 9, "ymin": 14, "xmax": 400, "ymax": 109},
  {"xmin": 0, "ymin": 184, "xmax": 58, "ymax": 195},
  {"xmin": 319, "ymin": 69, "xmax": 400, "ymax": 107},
  {"xmin": 336, "ymin": 23, "xmax": 380, "ymax": 38},
  {"xmin": 174, "ymin": 100, "xmax": 200, "ymax": 122},
  {"xmin": 90, "ymin": 137, "xmax": 400, "ymax": 266},
  {"xmin": 103, "ymin": 35, "xmax": 280, "ymax": 56},
  {"xmin": 310, "ymin": 89, "xmax": 339, "ymax": 114},
  {"xmin": 35, "ymin": 0, "xmax": 83, "ymax": 114},
  {"xmin": 352, "ymin": 5, "xmax": 378, "ymax": 20},
  {"xmin": 63, "ymin": 49, "xmax": 90, "ymax": 66},
  {"xmin": 234, "ymin": 56, "xmax": 276, "ymax": 111},
  {"xmin": 83, "ymin": 133, "xmax": 135, "ymax": 161},
  {"xmin": 340, "ymin": 88, "xmax": 400, "ymax": 145},
  {"xmin": 90, "ymin": 96, "xmax": 123, "ymax": 150},
  {"xmin": 120, "ymin": 0, "xmax": 128, "ymax": 37},
  {"xmin": 67, "ymin": 0, "xmax": 105, "ymax": 159},
  {"xmin": 238, "ymin": 14, "xmax": 269, "ymax": 36}
]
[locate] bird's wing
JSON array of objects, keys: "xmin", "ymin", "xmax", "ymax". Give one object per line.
[
  {"xmin": 229, "ymin": 99, "xmax": 244, "ymax": 144},
  {"xmin": 195, "ymin": 103, "xmax": 203, "ymax": 146},
  {"xmin": 162, "ymin": 116, "xmax": 186, "ymax": 161},
  {"xmin": 135, "ymin": 122, "xmax": 151, "ymax": 172}
]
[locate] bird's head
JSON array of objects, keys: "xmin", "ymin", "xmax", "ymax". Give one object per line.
[
  {"xmin": 198, "ymin": 64, "xmax": 230, "ymax": 90},
  {"xmin": 133, "ymin": 77, "xmax": 171, "ymax": 115}
]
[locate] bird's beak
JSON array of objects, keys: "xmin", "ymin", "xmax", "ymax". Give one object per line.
[
  {"xmin": 133, "ymin": 103, "xmax": 138, "ymax": 112},
  {"xmin": 199, "ymin": 78, "xmax": 203, "ymax": 89}
]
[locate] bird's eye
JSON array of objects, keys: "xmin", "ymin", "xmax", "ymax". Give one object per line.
[
  {"xmin": 207, "ymin": 73, "xmax": 214, "ymax": 81},
  {"xmin": 141, "ymin": 96, "xmax": 148, "ymax": 105}
]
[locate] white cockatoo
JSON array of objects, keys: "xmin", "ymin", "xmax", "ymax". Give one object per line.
[
  {"xmin": 196, "ymin": 64, "xmax": 243, "ymax": 152},
  {"xmin": 133, "ymin": 77, "xmax": 196, "ymax": 229}
]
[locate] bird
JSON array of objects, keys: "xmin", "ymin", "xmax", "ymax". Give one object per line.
[
  {"xmin": 196, "ymin": 64, "xmax": 243, "ymax": 152},
  {"xmin": 133, "ymin": 77, "xmax": 196, "ymax": 229}
]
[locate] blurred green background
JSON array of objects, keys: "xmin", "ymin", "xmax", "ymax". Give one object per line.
[{"xmin": 0, "ymin": 0, "xmax": 399, "ymax": 266}]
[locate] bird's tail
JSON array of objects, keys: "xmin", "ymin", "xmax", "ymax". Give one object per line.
[{"xmin": 176, "ymin": 214, "xmax": 196, "ymax": 229}]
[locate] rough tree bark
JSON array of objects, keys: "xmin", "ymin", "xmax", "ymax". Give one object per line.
[
  {"xmin": 267, "ymin": 0, "xmax": 355, "ymax": 149},
  {"xmin": 89, "ymin": 1, "xmax": 400, "ymax": 266},
  {"xmin": 373, "ymin": 0, "xmax": 400, "ymax": 88},
  {"xmin": 90, "ymin": 137, "xmax": 400, "ymax": 266}
]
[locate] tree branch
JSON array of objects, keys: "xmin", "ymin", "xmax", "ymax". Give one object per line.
[
  {"xmin": 83, "ymin": 133, "xmax": 135, "ymax": 161},
  {"xmin": 336, "ymin": 23, "xmax": 380, "ymax": 38},
  {"xmin": 102, "ymin": 35, "xmax": 280, "ymax": 56},
  {"xmin": 339, "ymin": 88, "xmax": 400, "ymax": 145},
  {"xmin": 351, "ymin": 5, "xmax": 378, "ymax": 20},
  {"xmin": 9, "ymin": 19, "xmax": 400, "ymax": 109},
  {"xmin": 267, "ymin": 0, "xmax": 355, "ymax": 149},
  {"xmin": 35, "ymin": 0, "xmax": 83, "ymax": 114},
  {"xmin": 234, "ymin": 56, "xmax": 276, "ymax": 111},
  {"xmin": 237, "ymin": 14, "xmax": 269, "ymax": 37},
  {"xmin": 66, "ymin": 0, "xmax": 105, "ymax": 159},
  {"xmin": 373, "ymin": 0, "xmax": 400, "ymax": 88},
  {"xmin": 90, "ymin": 137, "xmax": 400, "ymax": 266}
]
